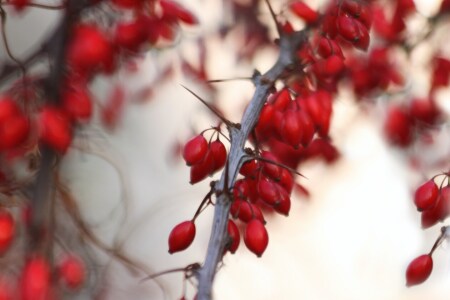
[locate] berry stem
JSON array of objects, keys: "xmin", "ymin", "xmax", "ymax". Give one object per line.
[{"xmin": 195, "ymin": 30, "xmax": 308, "ymax": 300}]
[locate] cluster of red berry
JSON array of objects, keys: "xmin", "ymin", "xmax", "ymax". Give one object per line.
[
  {"xmin": 0, "ymin": 210, "xmax": 85, "ymax": 298},
  {"xmin": 183, "ymin": 135, "xmax": 227, "ymax": 185}
]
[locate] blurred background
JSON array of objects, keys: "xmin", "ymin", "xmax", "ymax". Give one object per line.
[{"xmin": 3, "ymin": 0, "xmax": 450, "ymax": 299}]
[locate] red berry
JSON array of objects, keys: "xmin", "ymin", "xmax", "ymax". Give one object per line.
[
  {"xmin": 160, "ymin": 0, "xmax": 198, "ymax": 25},
  {"xmin": 317, "ymin": 37, "xmax": 343, "ymax": 58},
  {"xmin": 183, "ymin": 135, "xmax": 208, "ymax": 166},
  {"xmin": 39, "ymin": 107, "xmax": 72, "ymax": 153},
  {"xmin": 421, "ymin": 186, "xmax": 450, "ymax": 228},
  {"xmin": 0, "ymin": 210, "xmax": 14, "ymax": 254},
  {"xmin": 414, "ymin": 180, "xmax": 439, "ymax": 211},
  {"xmin": 289, "ymin": 1, "xmax": 318, "ymax": 24},
  {"xmin": 279, "ymin": 109, "xmax": 303, "ymax": 148},
  {"xmin": 337, "ymin": 16, "xmax": 359, "ymax": 42},
  {"xmin": 190, "ymin": 149, "xmax": 214, "ymax": 184},
  {"xmin": 168, "ymin": 221, "xmax": 196, "ymax": 254},
  {"xmin": 226, "ymin": 220, "xmax": 240, "ymax": 254},
  {"xmin": 273, "ymin": 185, "xmax": 291, "ymax": 216},
  {"xmin": 0, "ymin": 97, "xmax": 20, "ymax": 122},
  {"xmin": 406, "ymin": 254, "xmax": 433, "ymax": 286},
  {"xmin": 230, "ymin": 200, "xmax": 265, "ymax": 223},
  {"xmin": 114, "ymin": 19, "xmax": 148, "ymax": 52},
  {"xmin": 258, "ymin": 178, "xmax": 279, "ymax": 206},
  {"xmin": 66, "ymin": 24, "xmax": 114, "ymax": 75},
  {"xmin": 244, "ymin": 219, "xmax": 269, "ymax": 257},
  {"xmin": 261, "ymin": 151, "xmax": 281, "ymax": 180},
  {"xmin": 0, "ymin": 114, "xmax": 29, "ymax": 150},
  {"xmin": 58, "ymin": 254, "xmax": 85, "ymax": 290},
  {"xmin": 20, "ymin": 256, "xmax": 51, "ymax": 300},
  {"xmin": 384, "ymin": 105, "xmax": 413, "ymax": 147},
  {"xmin": 62, "ymin": 85, "xmax": 93, "ymax": 122},
  {"xmin": 279, "ymin": 168, "xmax": 294, "ymax": 193},
  {"xmin": 239, "ymin": 159, "xmax": 259, "ymax": 178},
  {"xmin": 353, "ymin": 19, "xmax": 370, "ymax": 51},
  {"xmin": 209, "ymin": 140, "xmax": 227, "ymax": 173},
  {"xmin": 111, "ymin": 0, "xmax": 143, "ymax": 9},
  {"xmin": 298, "ymin": 110, "xmax": 314, "ymax": 146}
]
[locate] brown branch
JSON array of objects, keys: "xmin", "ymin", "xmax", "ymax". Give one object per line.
[{"xmin": 195, "ymin": 30, "xmax": 308, "ymax": 300}]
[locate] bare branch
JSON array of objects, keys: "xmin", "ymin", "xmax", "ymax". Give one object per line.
[{"xmin": 195, "ymin": 30, "xmax": 308, "ymax": 300}]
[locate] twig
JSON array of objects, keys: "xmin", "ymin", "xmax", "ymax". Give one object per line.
[{"xmin": 195, "ymin": 29, "xmax": 308, "ymax": 300}]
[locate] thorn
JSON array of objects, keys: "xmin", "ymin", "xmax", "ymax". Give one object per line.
[
  {"xmin": 181, "ymin": 84, "xmax": 233, "ymax": 127},
  {"xmin": 263, "ymin": 0, "xmax": 282, "ymax": 37}
]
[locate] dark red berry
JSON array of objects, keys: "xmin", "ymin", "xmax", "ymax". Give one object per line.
[
  {"xmin": 0, "ymin": 210, "xmax": 14, "ymax": 254},
  {"xmin": 183, "ymin": 135, "xmax": 208, "ymax": 166},
  {"xmin": 289, "ymin": 1, "xmax": 318, "ymax": 24},
  {"xmin": 168, "ymin": 220, "xmax": 196, "ymax": 254},
  {"xmin": 190, "ymin": 149, "xmax": 214, "ymax": 184},
  {"xmin": 20, "ymin": 256, "xmax": 51, "ymax": 300},
  {"xmin": 414, "ymin": 180, "xmax": 439, "ymax": 211},
  {"xmin": 406, "ymin": 254, "xmax": 433, "ymax": 286},
  {"xmin": 226, "ymin": 220, "xmax": 240, "ymax": 254},
  {"xmin": 210, "ymin": 140, "xmax": 227, "ymax": 173},
  {"xmin": 39, "ymin": 107, "xmax": 72, "ymax": 153},
  {"xmin": 244, "ymin": 219, "xmax": 269, "ymax": 257},
  {"xmin": 58, "ymin": 254, "xmax": 85, "ymax": 290}
]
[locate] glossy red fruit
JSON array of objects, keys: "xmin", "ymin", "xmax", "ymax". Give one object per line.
[
  {"xmin": 230, "ymin": 200, "xmax": 265, "ymax": 223},
  {"xmin": 298, "ymin": 110, "xmax": 314, "ymax": 146},
  {"xmin": 66, "ymin": 24, "xmax": 114, "ymax": 75},
  {"xmin": 270, "ymin": 89, "xmax": 291, "ymax": 112},
  {"xmin": 183, "ymin": 135, "xmax": 208, "ymax": 166},
  {"xmin": 289, "ymin": 1, "xmax": 318, "ymax": 24},
  {"xmin": 421, "ymin": 186, "xmax": 450, "ymax": 228},
  {"xmin": 111, "ymin": 0, "xmax": 143, "ymax": 9},
  {"xmin": 58, "ymin": 254, "xmax": 85, "ymax": 290},
  {"xmin": 317, "ymin": 37, "xmax": 343, "ymax": 58},
  {"xmin": 258, "ymin": 178, "xmax": 279, "ymax": 206},
  {"xmin": 226, "ymin": 220, "xmax": 240, "ymax": 254},
  {"xmin": 0, "ymin": 210, "xmax": 14, "ymax": 254},
  {"xmin": 114, "ymin": 19, "xmax": 148, "ymax": 52},
  {"xmin": 279, "ymin": 168, "xmax": 294, "ymax": 193},
  {"xmin": 383, "ymin": 105, "xmax": 413, "ymax": 147},
  {"xmin": 168, "ymin": 220, "xmax": 196, "ymax": 254},
  {"xmin": 273, "ymin": 185, "xmax": 291, "ymax": 216},
  {"xmin": 0, "ymin": 114, "xmax": 29, "ymax": 150},
  {"xmin": 244, "ymin": 219, "xmax": 269, "ymax": 257},
  {"xmin": 353, "ymin": 19, "xmax": 370, "ymax": 51},
  {"xmin": 0, "ymin": 97, "xmax": 20, "ymax": 122},
  {"xmin": 261, "ymin": 151, "xmax": 281, "ymax": 180},
  {"xmin": 160, "ymin": 0, "xmax": 198, "ymax": 25},
  {"xmin": 209, "ymin": 140, "xmax": 227, "ymax": 173},
  {"xmin": 337, "ymin": 16, "xmax": 359, "ymax": 42},
  {"xmin": 279, "ymin": 109, "xmax": 302, "ymax": 148},
  {"xmin": 406, "ymin": 254, "xmax": 433, "ymax": 286},
  {"xmin": 39, "ymin": 107, "xmax": 72, "ymax": 153},
  {"xmin": 62, "ymin": 86, "xmax": 93, "ymax": 122},
  {"xmin": 314, "ymin": 55, "xmax": 345, "ymax": 77},
  {"xmin": 20, "ymin": 256, "xmax": 51, "ymax": 300},
  {"xmin": 190, "ymin": 149, "xmax": 214, "ymax": 184},
  {"xmin": 239, "ymin": 159, "xmax": 259, "ymax": 178},
  {"xmin": 414, "ymin": 180, "xmax": 439, "ymax": 211}
]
